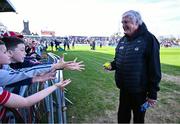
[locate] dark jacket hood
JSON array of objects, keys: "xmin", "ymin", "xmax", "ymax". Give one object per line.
[{"xmin": 125, "ymin": 22, "xmax": 148, "ymax": 40}]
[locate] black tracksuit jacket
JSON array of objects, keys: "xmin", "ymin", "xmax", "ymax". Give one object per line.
[{"xmin": 111, "ymin": 23, "xmax": 161, "ymax": 100}]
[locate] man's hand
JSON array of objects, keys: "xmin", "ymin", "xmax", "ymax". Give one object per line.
[
  {"xmin": 103, "ymin": 62, "xmax": 112, "ymax": 71},
  {"xmin": 147, "ymin": 98, "xmax": 157, "ymax": 107},
  {"xmin": 52, "ymin": 55, "xmax": 85, "ymax": 71},
  {"xmin": 32, "ymin": 71, "xmax": 56, "ymax": 83}
]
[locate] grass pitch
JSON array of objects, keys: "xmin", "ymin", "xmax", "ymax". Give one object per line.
[{"xmin": 50, "ymin": 46, "xmax": 180, "ymax": 123}]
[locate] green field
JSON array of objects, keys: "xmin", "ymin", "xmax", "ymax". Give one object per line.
[
  {"xmin": 160, "ymin": 47, "xmax": 180, "ymax": 75},
  {"xmin": 50, "ymin": 46, "xmax": 180, "ymax": 123}
]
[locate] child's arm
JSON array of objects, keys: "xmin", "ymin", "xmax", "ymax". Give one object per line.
[
  {"xmin": 0, "ymin": 57, "xmax": 84, "ymax": 85},
  {"xmin": 0, "ymin": 64, "xmax": 52, "ymax": 85},
  {"xmin": 2, "ymin": 79, "xmax": 71, "ymax": 108},
  {"xmin": 5, "ymin": 71, "xmax": 56, "ymax": 87}
]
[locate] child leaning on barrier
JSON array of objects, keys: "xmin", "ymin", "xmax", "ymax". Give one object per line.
[
  {"xmin": 0, "ymin": 37, "xmax": 85, "ymax": 86},
  {"xmin": 0, "ymin": 40, "xmax": 71, "ymax": 108},
  {"xmin": 3, "ymin": 37, "xmax": 56, "ymax": 89}
]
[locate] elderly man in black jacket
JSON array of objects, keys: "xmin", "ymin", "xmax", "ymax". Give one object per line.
[{"xmin": 104, "ymin": 10, "xmax": 161, "ymax": 123}]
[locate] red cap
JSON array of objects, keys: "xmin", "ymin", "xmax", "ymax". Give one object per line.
[{"xmin": 3, "ymin": 31, "xmax": 24, "ymax": 38}]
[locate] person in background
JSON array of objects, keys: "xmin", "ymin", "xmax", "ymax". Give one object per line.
[
  {"xmin": 92, "ymin": 40, "xmax": 95, "ymax": 50},
  {"xmin": 64, "ymin": 37, "xmax": 70, "ymax": 51},
  {"xmin": 100, "ymin": 42, "xmax": 102, "ymax": 48},
  {"xmin": 50, "ymin": 41, "xmax": 54, "ymax": 51},
  {"xmin": 104, "ymin": 10, "xmax": 161, "ymax": 123},
  {"xmin": 54, "ymin": 39, "xmax": 59, "ymax": 51},
  {"xmin": 72, "ymin": 40, "xmax": 75, "ymax": 49}
]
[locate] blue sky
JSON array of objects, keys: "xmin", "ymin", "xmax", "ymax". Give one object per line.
[{"xmin": 0, "ymin": 0, "xmax": 180, "ymax": 37}]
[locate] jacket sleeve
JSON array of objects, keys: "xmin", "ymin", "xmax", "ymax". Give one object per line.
[
  {"xmin": 110, "ymin": 41, "xmax": 121, "ymax": 70},
  {"xmin": 5, "ymin": 78, "xmax": 33, "ymax": 87},
  {"xmin": 0, "ymin": 64, "xmax": 52, "ymax": 86},
  {"xmin": 110, "ymin": 60, "xmax": 116, "ymax": 70},
  {"xmin": 10, "ymin": 59, "xmax": 41, "ymax": 69},
  {"xmin": 147, "ymin": 34, "xmax": 162, "ymax": 100}
]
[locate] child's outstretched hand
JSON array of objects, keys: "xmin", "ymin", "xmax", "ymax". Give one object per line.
[
  {"xmin": 52, "ymin": 54, "xmax": 85, "ymax": 71},
  {"xmin": 54, "ymin": 79, "xmax": 71, "ymax": 89}
]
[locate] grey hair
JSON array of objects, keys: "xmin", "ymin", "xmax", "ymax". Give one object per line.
[{"xmin": 122, "ymin": 10, "xmax": 143, "ymax": 25}]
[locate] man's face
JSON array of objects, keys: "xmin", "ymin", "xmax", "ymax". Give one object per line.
[
  {"xmin": 121, "ymin": 16, "xmax": 139, "ymax": 36},
  {"xmin": 9, "ymin": 43, "xmax": 26, "ymax": 63},
  {"xmin": 0, "ymin": 45, "xmax": 11, "ymax": 64}
]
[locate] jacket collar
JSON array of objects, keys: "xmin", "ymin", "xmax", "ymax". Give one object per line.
[{"xmin": 125, "ymin": 22, "xmax": 148, "ymax": 41}]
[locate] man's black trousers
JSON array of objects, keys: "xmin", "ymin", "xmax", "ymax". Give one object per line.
[{"xmin": 118, "ymin": 90, "xmax": 147, "ymax": 123}]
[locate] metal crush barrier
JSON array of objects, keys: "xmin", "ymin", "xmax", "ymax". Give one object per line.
[
  {"xmin": 46, "ymin": 52, "xmax": 66, "ymax": 124},
  {"xmin": 41, "ymin": 52, "xmax": 73, "ymax": 123}
]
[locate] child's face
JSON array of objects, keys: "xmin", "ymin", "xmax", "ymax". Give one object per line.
[
  {"xmin": 9, "ymin": 43, "xmax": 26, "ymax": 63},
  {"xmin": 0, "ymin": 45, "xmax": 11, "ymax": 65}
]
